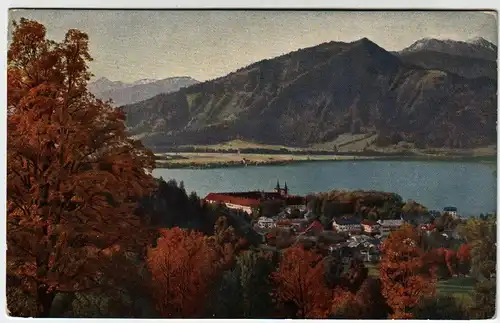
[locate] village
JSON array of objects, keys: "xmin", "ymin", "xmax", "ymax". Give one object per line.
[{"xmin": 203, "ymin": 181, "xmax": 462, "ymax": 265}]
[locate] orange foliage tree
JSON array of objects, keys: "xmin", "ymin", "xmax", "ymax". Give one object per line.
[
  {"xmin": 7, "ymin": 18, "xmax": 156, "ymax": 317},
  {"xmin": 271, "ymin": 245, "xmax": 330, "ymax": 318},
  {"xmin": 379, "ymin": 225, "xmax": 436, "ymax": 318},
  {"xmin": 147, "ymin": 227, "xmax": 219, "ymax": 317}
]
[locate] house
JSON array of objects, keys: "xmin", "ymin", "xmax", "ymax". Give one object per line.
[
  {"xmin": 332, "ymin": 218, "xmax": 362, "ymax": 234},
  {"xmin": 443, "ymin": 206, "xmax": 458, "ymax": 219},
  {"xmin": 204, "ymin": 193, "xmax": 260, "ymax": 215},
  {"xmin": 203, "ymin": 184, "xmax": 305, "ymax": 217},
  {"xmin": 361, "ymin": 220, "xmax": 380, "ymax": 234},
  {"xmin": 276, "ymin": 219, "xmax": 294, "ymax": 231},
  {"xmin": 420, "ymin": 224, "xmax": 436, "ymax": 232},
  {"xmin": 378, "ymin": 218, "xmax": 405, "ymax": 235},
  {"xmin": 359, "ymin": 246, "xmax": 380, "ymax": 263},
  {"xmin": 257, "ymin": 217, "xmax": 276, "ymax": 229}
]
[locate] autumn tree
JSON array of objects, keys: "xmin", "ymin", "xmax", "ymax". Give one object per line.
[
  {"xmin": 147, "ymin": 227, "xmax": 219, "ymax": 317},
  {"xmin": 456, "ymin": 243, "xmax": 472, "ymax": 276},
  {"xmin": 379, "ymin": 225, "xmax": 436, "ymax": 318},
  {"xmin": 7, "ymin": 18, "xmax": 157, "ymax": 317},
  {"xmin": 272, "ymin": 246, "xmax": 330, "ymax": 318}
]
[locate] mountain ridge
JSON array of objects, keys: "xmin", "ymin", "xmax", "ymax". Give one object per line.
[{"xmin": 121, "ymin": 37, "xmax": 497, "ymax": 151}]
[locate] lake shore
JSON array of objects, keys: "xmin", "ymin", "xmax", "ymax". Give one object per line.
[{"xmin": 155, "ymin": 152, "xmax": 497, "ymax": 169}]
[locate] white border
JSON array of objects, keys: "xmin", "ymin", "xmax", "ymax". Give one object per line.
[
  {"xmin": 3, "ymin": 0, "xmax": 500, "ymax": 9},
  {"xmin": 1, "ymin": 1, "xmax": 499, "ymax": 323}
]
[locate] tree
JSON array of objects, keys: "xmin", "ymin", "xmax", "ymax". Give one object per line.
[
  {"xmin": 459, "ymin": 217, "xmax": 496, "ymax": 279},
  {"xmin": 444, "ymin": 249, "xmax": 457, "ymax": 277},
  {"xmin": 424, "ymin": 248, "xmax": 452, "ymax": 279},
  {"xmin": 146, "ymin": 227, "xmax": 219, "ymax": 317},
  {"xmin": 379, "ymin": 225, "xmax": 436, "ymax": 317},
  {"xmin": 342, "ymin": 258, "xmax": 368, "ymax": 293},
  {"xmin": 236, "ymin": 250, "xmax": 276, "ymax": 318},
  {"xmin": 459, "ymin": 217, "xmax": 496, "ymax": 319},
  {"xmin": 456, "ymin": 243, "xmax": 472, "ymax": 276},
  {"xmin": 7, "ymin": 18, "xmax": 156, "ymax": 317},
  {"xmin": 209, "ymin": 216, "xmax": 248, "ymax": 270},
  {"xmin": 271, "ymin": 246, "xmax": 330, "ymax": 318},
  {"xmin": 207, "ymin": 269, "xmax": 244, "ymax": 318},
  {"xmin": 412, "ymin": 295, "xmax": 469, "ymax": 320},
  {"xmin": 469, "ymin": 279, "xmax": 496, "ymax": 319},
  {"xmin": 355, "ymin": 277, "xmax": 392, "ymax": 319}
]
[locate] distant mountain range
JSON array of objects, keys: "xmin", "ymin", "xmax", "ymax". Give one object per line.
[
  {"xmin": 396, "ymin": 37, "xmax": 497, "ymax": 80},
  {"xmin": 399, "ymin": 37, "xmax": 497, "ymax": 61},
  {"xmin": 121, "ymin": 37, "xmax": 497, "ymax": 151},
  {"xmin": 88, "ymin": 76, "xmax": 199, "ymax": 106}
]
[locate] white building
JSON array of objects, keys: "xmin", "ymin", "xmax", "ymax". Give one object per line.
[
  {"xmin": 257, "ymin": 217, "xmax": 276, "ymax": 229},
  {"xmin": 332, "ymin": 219, "xmax": 362, "ymax": 233},
  {"xmin": 443, "ymin": 206, "xmax": 458, "ymax": 219},
  {"xmin": 377, "ymin": 218, "xmax": 405, "ymax": 236}
]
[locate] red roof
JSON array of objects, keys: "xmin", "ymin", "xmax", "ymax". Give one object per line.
[
  {"xmin": 421, "ymin": 224, "xmax": 436, "ymax": 231},
  {"xmin": 204, "ymin": 193, "xmax": 261, "ymax": 208}
]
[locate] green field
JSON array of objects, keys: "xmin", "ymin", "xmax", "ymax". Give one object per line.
[
  {"xmin": 178, "ymin": 139, "xmax": 496, "ymax": 157},
  {"xmin": 436, "ymin": 277, "xmax": 475, "ymax": 296},
  {"xmin": 366, "ymin": 263, "xmax": 475, "ymax": 297}
]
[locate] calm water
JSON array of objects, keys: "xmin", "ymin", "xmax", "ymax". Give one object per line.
[{"xmin": 153, "ymin": 160, "xmax": 497, "ymax": 216}]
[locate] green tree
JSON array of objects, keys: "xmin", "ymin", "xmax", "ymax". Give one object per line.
[
  {"xmin": 459, "ymin": 217, "xmax": 496, "ymax": 319},
  {"xmin": 237, "ymin": 250, "xmax": 276, "ymax": 318},
  {"xmin": 208, "ymin": 270, "xmax": 244, "ymax": 318},
  {"xmin": 412, "ymin": 295, "xmax": 469, "ymax": 320}
]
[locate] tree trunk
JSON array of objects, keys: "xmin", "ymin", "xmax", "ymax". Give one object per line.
[{"xmin": 36, "ymin": 284, "xmax": 55, "ymax": 317}]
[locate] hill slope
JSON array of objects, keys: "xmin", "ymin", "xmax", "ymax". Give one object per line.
[
  {"xmin": 397, "ymin": 50, "xmax": 497, "ymax": 80},
  {"xmin": 123, "ymin": 38, "xmax": 497, "ymax": 151}
]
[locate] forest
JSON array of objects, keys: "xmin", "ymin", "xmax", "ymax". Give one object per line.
[{"xmin": 6, "ymin": 19, "xmax": 496, "ymax": 319}]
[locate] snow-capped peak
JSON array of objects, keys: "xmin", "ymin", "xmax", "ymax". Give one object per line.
[
  {"xmin": 466, "ymin": 36, "xmax": 497, "ymax": 51},
  {"xmin": 132, "ymin": 78, "xmax": 158, "ymax": 86}
]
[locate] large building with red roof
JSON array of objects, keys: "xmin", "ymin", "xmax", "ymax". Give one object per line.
[{"xmin": 203, "ymin": 181, "xmax": 305, "ymax": 216}]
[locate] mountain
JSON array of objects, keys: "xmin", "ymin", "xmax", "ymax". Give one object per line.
[
  {"xmin": 467, "ymin": 36, "xmax": 498, "ymax": 52},
  {"xmin": 399, "ymin": 37, "xmax": 497, "ymax": 61},
  {"xmin": 131, "ymin": 78, "xmax": 158, "ymax": 86},
  {"xmin": 88, "ymin": 77, "xmax": 128, "ymax": 94},
  {"xmin": 122, "ymin": 38, "xmax": 497, "ymax": 151},
  {"xmin": 397, "ymin": 50, "xmax": 497, "ymax": 80},
  {"xmin": 396, "ymin": 37, "xmax": 497, "ymax": 80},
  {"xmin": 89, "ymin": 76, "xmax": 199, "ymax": 106}
]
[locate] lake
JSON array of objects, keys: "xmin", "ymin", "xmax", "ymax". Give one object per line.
[{"xmin": 153, "ymin": 160, "xmax": 497, "ymax": 216}]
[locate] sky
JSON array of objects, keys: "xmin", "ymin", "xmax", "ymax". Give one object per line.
[{"xmin": 7, "ymin": 10, "xmax": 498, "ymax": 83}]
